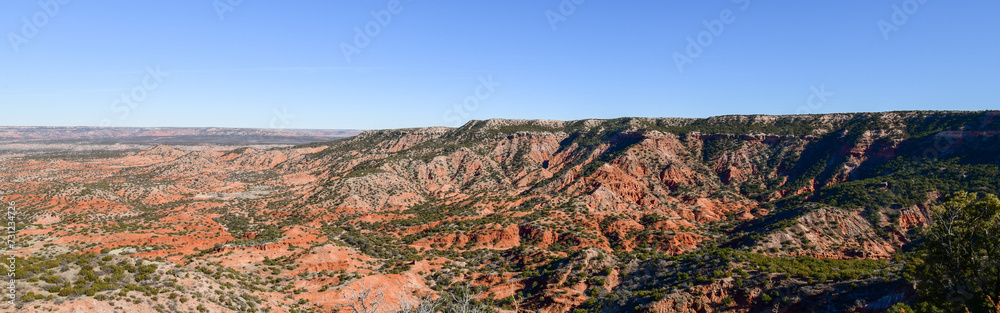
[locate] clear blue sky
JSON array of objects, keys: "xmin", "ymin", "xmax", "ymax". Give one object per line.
[{"xmin": 1, "ymin": 1, "xmax": 997, "ymax": 130}]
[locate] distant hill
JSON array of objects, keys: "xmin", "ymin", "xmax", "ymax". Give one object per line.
[{"xmin": 0, "ymin": 126, "xmax": 362, "ymax": 145}]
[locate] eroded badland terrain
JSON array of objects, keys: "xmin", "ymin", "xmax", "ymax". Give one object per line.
[{"xmin": 3, "ymin": 112, "xmax": 1000, "ymax": 313}]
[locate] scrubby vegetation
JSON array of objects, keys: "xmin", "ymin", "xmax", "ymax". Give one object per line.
[{"xmin": 906, "ymin": 192, "xmax": 1000, "ymax": 312}]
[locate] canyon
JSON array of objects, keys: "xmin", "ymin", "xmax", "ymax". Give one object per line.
[{"xmin": 2, "ymin": 111, "xmax": 999, "ymax": 312}]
